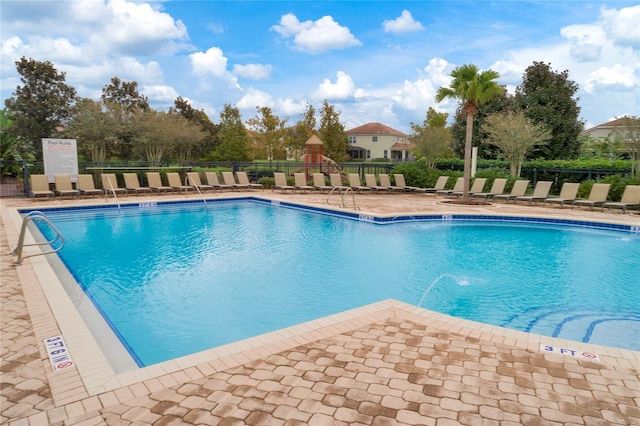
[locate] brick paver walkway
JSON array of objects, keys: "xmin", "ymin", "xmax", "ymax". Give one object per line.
[{"xmin": 2, "ymin": 193, "xmax": 639, "ymax": 425}]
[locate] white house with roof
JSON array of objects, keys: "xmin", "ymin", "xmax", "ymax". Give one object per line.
[
  {"xmin": 346, "ymin": 122, "xmax": 414, "ymax": 161},
  {"xmin": 580, "ymin": 117, "xmax": 639, "ymax": 142}
]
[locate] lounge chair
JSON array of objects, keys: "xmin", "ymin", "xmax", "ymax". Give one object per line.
[
  {"xmin": 393, "ymin": 174, "xmax": 420, "ymax": 192},
  {"xmin": 123, "ymin": 173, "xmax": 152, "ymax": 195},
  {"xmin": 379, "ymin": 174, "xmax": 402, "ymax": 192},
  {"xmin": 167, "ymin": 172, "xmax": 193, "ymax": 193},
  {"xmin": 77, "ymin": 174, "xmax": 103, "ymax": 197},
  {"xmin": 543, "ymin": 182, "xmax": 580, "ymax": 208},
  {"xmin": 365, "ymin": 174, "xmax": 389, "ymax": 192},
  {"xmin": 451, "ymin": 178, "xmax": 486, "ymax": 197},
  {"xmin": 414, "ymin": 176, "xmax": 449, "ymax": 195},
  {"xmin": 294, "ymin": 173, "xmax": 314, "ymax": 192},
  {"xmin": 273, "ymin": 172, "xmax": 295, "ymax": 192},
  {"xmin": 29, "ymin": 174, "xmax": 54, "ymax": 200},
  {"xmin": 54, "ymin": 174, "xmax": 80, "ymax": 198},
  {"xmin": 572, "ymin": 183, "xmax": 611, "ymax": 210},
  {"xmin": 222, "ymin": 171, "xmax": 249, "ymax": 191},
  {"xmin": 101, "ymin": 174, "xmax": 127, "ymax": 197},
  {"xmin": 330, "ymin": 173, "xmax": 349, "ymax": 190},
  {"xmin": 236, "ymin": 171, "xmax": 263, "ymax": 190},
  {"xmin": 348, "ymin": 173, "xmax": 371, "ymax": 192},
  {"xmin": 493, "ymin": 180, "xmax": 530, "ymax": 202},
  {"xmin": 601, "ymin": 185, "xmax": 640, "ymax": 213},
  {"xmin": 435, "ymin": 177, "xmax": 464, "ymax": 197},
  {"xmin": 204, "ymin": 172, "xmax": 233, "ymax": 191},
  {"xmin": 514, "ymin": 181, "xmax": 552, "ymax": 204},
  {"xmin": 313, "ymin": 173, "xmax": 332, "ymax": 192},
  {"xmin": 471, "ymin": 178, "xmax": 507, "ymax": 199},
  {"xmin": 146, "ymin": 172, "xmax": 174, "ymax": 194},
  {"xmin": 186, "ymin": 172, "xmax": 214, "ymax": 192}
]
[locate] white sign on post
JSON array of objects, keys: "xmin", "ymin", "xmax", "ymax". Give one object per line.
[{"xmin": 42, "ymin": 138, "xmax": 78, "ymax": 183}]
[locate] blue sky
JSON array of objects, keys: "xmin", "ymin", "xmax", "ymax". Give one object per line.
[{"xmin": 1, "ymin": 1, "xmax": 638, "ymax": 134}]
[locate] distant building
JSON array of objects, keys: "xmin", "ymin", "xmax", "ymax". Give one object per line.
[
  {"xmin": 346, "ymin": 122, "xmax": 414, "ymax": 161},
  {"xmin": 580, "ymin": 117, "xmax": 639, "ymax": 142}
]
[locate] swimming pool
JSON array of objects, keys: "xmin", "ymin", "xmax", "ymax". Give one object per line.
[{"xmin": 29, "ymin": 199, "xmax": 640, "ymax": 366}]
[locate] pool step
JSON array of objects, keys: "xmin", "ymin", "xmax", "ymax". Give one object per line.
[{"xmin": 502, "ymin": 308, "xmax": 640, "ymax": 350}]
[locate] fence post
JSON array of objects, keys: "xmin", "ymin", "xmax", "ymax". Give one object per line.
[{"xmin": 21, "ymin": 161, "xmax": 29, "ymax": 196}]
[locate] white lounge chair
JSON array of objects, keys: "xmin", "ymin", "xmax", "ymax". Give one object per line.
[
  {"xmin": 77, "ymin": 174, "xmax": 103, "ymax": 197},
  {"xmin": 601, "ymin": 185, "xmax": 640, "ymax": 214},
  {"xmin": 294, "ymin": 173, "xmax": 314, "ymax": 192},
  {"xmin": 236, "ymin": 171, "xmax": 263, "ymax": 190},
  {"xmin": 493, "ymin": 180, "xmax": 530, "ymax": 202},
  {"xmin": 186, "ymin": 172, "xmax": 214, "ymax": 192},
  {"xmin": 146, "ymin": 172, "xmax": 174, "ymax": 194},
  {"xmin": 573, "ymin": 183, "xmax": 611, "ymax": 210},
  {"xmin": 29, "ymin": 174, "xmax": 54, "ymax": 200},
  {"xmin": 514, "ymin": 181, "xmax": 552, "ymax": 204},
  {"xmin": 273, "ymin": 172, "xmax": 295, "ymax": 192},
  {"xmin": 471, "ymin": 178, "xmax": 507, "ymax": 199},
  {"xmin": 348, "ymin": 173, "xmax": 371, "ymax": 192},
  {"xmin": 123, "ymin": 173, "xmax": 153, "ymax": 195},
  {"xmin": 313, "ymin": 173, "xmax": 332, "ymax": 192},
  {"xmin": 101, "ymin": 173, "xmax": 127, "ymax": 197},
  {"xmin": 543, "ymin": 182, "xmax": 580, "ymax": 208},
  {"xmin": 54, "ymin": 174, "xmax": 80, "ymax": 198}
]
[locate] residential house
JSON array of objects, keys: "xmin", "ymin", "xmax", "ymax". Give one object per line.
[
  {"xmin": 346, "ymin": 122, "xmax": 414, "ymax": 161},
  {"xmin": 580, "ymin": 117, "xmax": 639, "ymax": 142}
]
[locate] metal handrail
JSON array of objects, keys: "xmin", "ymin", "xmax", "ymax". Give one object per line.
[
  {"xmin": 12, "ymin": 211, "xmax": 65, "ymax": 265},
  {"xmin": 104, "ymin": 177, "xmax": 121, "ymax": 212},
  {"xmin": 187, "ymin": 175, "xmax": 207, "ymax": 205},
  {"xmin": 326, "ymin": 186, "xmax": 359, "ymax": 210}
]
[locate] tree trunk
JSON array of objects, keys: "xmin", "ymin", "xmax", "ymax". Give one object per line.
[{"xmin": 463, "ymin": 113, "xmax": 473, "ymax": 203}]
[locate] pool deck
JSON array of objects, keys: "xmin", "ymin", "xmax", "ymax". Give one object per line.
[{"xmin": 2, "ymin": 189, "xmax": 639, "ymax": 425}]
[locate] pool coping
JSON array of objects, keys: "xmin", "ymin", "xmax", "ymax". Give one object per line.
[{"xmin": 4, "ymin": 197, "xmax": 640, "ymax": 408}]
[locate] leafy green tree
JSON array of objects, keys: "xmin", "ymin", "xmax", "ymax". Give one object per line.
[
  {"xmin": 130, "ymin": 109, "xmax": 168, "ymax": 163},
  {"xmin": 167, "ymin": 113, "xmax": 208, "ymax": 163},
  {"xmin": 436, "ymin": 64, "xmax": 502, "ymax": 202},
  {"xmin": 288, "ymin": 104, "xmax": 317, "ymax": 160},
  {"xmin": 1, "ymin": 109, "xmax": 34, "ymax": 176},
  {"xmin": 101, "ymin": 77, "xmax": 149, "ymax": 112},
  {"xmin": 318, "ymin": 100, "xmax": 348, "ymax": 162},
  {"xmin": 4, "ymin": 57, "xmax": 77, "ymax": 160},
  {"xmin": 211, "ymin": 104, "xmax": 250, "ymax": 161},
  {"xmin": 483, "ymin": 111, "xmax": 551, "ymax": 177},
  {"xmin": 171, "ymin": 96, "xmax": 220, "ymax": 159},
  {"xmin": 101, "ymin": 77, "xmax": 149, "ymax": 159},
  {"xmin": 516, "ymin": 62, "xmax": 584, "ymax": 159},
  {"xmin": 450, "ymin": 87, "xmax": 517, "ymax": 159},
  {"xmin": 246, "ymin": 106, "xmax": 288, "ymax": 160},
  {"xmin": 613, "ymin": 116, "xmax": 640, "ymax": 176},
  {"xmin": 410, "ymin": 107, "xmax": 452, "ymax": 169},
  {"xmin": 66, "ymin": 98, "xmax": 113, "ymax": 162}
]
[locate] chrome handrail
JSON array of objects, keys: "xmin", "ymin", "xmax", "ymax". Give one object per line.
[{"xmin": 12, "ymin": 211, "xmax": 65, "ymax": 265}]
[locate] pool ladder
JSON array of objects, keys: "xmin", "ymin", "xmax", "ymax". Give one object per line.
[
  {"xmin": 327, "ymin": 186, "xmax": 360, "ymax": 210},
  {"xmin": 12, "ymin": 211, "xmax": 65, "ymax": 265}
]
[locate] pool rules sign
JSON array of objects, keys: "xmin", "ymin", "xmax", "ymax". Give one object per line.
[
  {"xmin": 42, "ymin": 138, "xmax": 78, "ymax": 182},
  {"xmin": 44, "ymin": 335, "xmax": 75, "ymax": 372}
]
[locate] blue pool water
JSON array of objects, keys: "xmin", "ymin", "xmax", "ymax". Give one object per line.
[{"xmin": 31, "ymin": 199, "xmax": 640, "ymax": 365}]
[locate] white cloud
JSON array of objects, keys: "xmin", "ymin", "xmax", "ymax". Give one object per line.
[
  {"xmin": 490, "ymin": 60, "xmax": 526, "ymax": 85},
  {"xmin": 236, "ymin": 88, "xmax": 273, "ymax": 110},
  {"xmin": 104, "ymin": 0, "xmax": 189, "ymax": 55},
  {"xmin": 312, "ymin": 71, "xmax": 357, "ymax": 100},
  {"xmin": 143, "ymin": 84, "xmax": 179, "ymax": 103},
  {"xmin": 382, "ymin": 10, "xmax": 424, "ymax": 34},
  {"xmin": 560, "ymin": 24, "xmax": 606, "ymax": 62},
  {"xmin": 276, "ymin": 98, "xmax": 308, "ymax": 116},
  {"xmin": 600, "ymin": 5, "xmax": 640, "ymax": 49},
  {"xmin": 233, "ymin": 64, "xmax": 272, "ymax": 80},
  {"xmin": 584, "ymin": 64, "xmax": 637, "ymax": 94},
  {"xmin": 190, "ymin": 47, "xmax": 228, "ymax": 76},
  {"xmin": 271, "ymin": 13, "xmax": 361, "ymax": 53}
]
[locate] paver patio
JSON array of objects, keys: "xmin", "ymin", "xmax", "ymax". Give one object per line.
[{"xmin": 2, "ymin": 191, "xmax": 639, "ymax": 425}]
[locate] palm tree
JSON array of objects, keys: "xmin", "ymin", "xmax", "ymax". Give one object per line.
[{"xmin": 436, "ymin": 64, "xmax": 502, "ymax": 202}]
